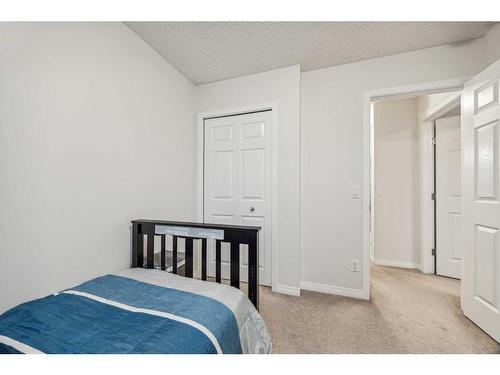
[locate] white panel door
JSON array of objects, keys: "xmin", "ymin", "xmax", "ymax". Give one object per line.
[
  {"xmin": 462, "ymin": 60, "xmax": 500, "ymax": 343},
  {"xmin": 436, "ymin": 116, "xmax": 462, "ymax": 279},
  {"xmin": 204, "ymin": 111, "xmax": 272, "ymax": 286}
]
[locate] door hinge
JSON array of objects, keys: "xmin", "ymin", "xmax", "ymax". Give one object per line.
[
  {"xmin": 431, "ymin": 136, "xmax": 436, "ymax": 145},
  {"xmin": 431, "ymin": 192, "xmax": 436, "ymax": 201},
  {"xmin": 432, "ymin": 248, "xmax": 436, "ymax": 256}
]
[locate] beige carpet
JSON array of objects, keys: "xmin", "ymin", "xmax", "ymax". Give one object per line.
[{"xmin": 259, "ymin": 265, "xmax": 500, "ymax": 353}]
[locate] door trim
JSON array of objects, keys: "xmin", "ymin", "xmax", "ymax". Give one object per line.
[
  {"xmin": 363, "ymin": 77, "xmax": 470, "ymax": 300},
  {"xmin": 196, "ymin": 103, "xmax": 278, "ymax": 291}
]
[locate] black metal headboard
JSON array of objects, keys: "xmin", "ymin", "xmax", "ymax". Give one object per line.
[{"xmin": 131, "ymin": 219, "xmax": 261, "ymax": 310}]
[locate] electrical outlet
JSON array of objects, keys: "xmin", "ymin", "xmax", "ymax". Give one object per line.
[
  {"xmin": 350, "ymin": 259, "xmax": 361, "ymax": 272},
  {"xmin": 351, "ymin": 185, "xmax": 360, "ymax": 199}
]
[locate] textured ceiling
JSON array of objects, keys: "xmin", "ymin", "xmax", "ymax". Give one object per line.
[{"xmin": 126, "ymin": 22, "xmax": 495, "ymax": 85}]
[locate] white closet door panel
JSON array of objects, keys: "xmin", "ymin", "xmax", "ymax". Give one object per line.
[{"xmin": 204, "ymin": 111, "xmax": 272, "ymax": 285}]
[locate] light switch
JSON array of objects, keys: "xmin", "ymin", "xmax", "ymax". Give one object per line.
[{"xmin": 351, "ymin": 185, "xmax": 360, "ymax": 199}]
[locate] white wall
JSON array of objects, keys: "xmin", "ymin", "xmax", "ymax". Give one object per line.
[
  {"xmin": 482, "ymin": 23, "xmax": 500, "ymax": 68},
  {"xmin": 0, "ymin": 23, "xmax": 195, "ymax": 313},
  {"xmin": 373, "ymin": 98, "xmax": 420, "ymax": 268},
  {"xmin": 196, "ymin": 65, "xmax": 301, "ymax": 293},
  {"xmin": 300, "ymin": 40, "xmax": 484, "ymax": 294},
  {"xmin": 417, "ymin": 91, "xmax": 461, "ymax": 116}
]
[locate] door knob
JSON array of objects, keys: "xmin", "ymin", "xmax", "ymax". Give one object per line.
[{"xmin": 250, "ymin": 207, "xmax": 255, "ymax": 213}]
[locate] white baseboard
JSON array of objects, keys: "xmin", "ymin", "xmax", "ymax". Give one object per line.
[
  {"xmin": 300, "ymin": 281, "xmax": 367, "ymax": 300},
  {"xmin": 273, "ymin": 284, "xmax": 301, "ymax": 297},
  {"xmin": 373, "ymin": 259, "xmax": 420, "ymax": 269}
]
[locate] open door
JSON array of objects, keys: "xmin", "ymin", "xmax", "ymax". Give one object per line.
[
  {"xmin": 436, "ymin": 116, "xmax": 462, "ymax": 279},
  {"xmin": 462, "ymin": 59, "xmax": 500, "ymax": 343}
]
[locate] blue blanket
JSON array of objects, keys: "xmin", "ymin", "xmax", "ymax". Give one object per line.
[{"xmin": 0, "ymin": 275, "xmax": 241, "ymax": 354}]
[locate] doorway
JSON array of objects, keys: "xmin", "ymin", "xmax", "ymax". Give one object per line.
[
  {"xmin": 370, "ymin": 90, "xmax": 462, "ymax": 276},
  {"xmin": 364, "ymin": 70, "xmax": 500, "ymax": 343},
  {"xmin": 203, "ymin": 110, "xmax": 273, "ymax": 286},
  {"xmin": 367, "ymin": 89, "xmax": 474, "ymax": 345}
]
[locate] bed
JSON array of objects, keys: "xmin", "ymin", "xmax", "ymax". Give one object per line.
[{"xmin": 0, "ymin": 220, "xmax": 271, "ymax": 354}]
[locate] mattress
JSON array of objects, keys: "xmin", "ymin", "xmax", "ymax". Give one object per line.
[{"xmin": 0, "ymin": 268, "xmax": 271, "ymax": 354}]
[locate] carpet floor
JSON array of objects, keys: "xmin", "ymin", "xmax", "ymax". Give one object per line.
[{"xmin": 259, "ymin": 265, "xmax": 500, "ymax": 353}]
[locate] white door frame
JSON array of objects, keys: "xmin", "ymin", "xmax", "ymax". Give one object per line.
[
  {"xmin": 196, "ymin": 103, "xmax": 278, "ymax": 291},
  {"xmin": 363, "ymin": 77, "xmax": 469, "ymax": 299}
]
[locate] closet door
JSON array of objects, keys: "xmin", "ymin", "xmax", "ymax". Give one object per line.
[{"xmin": 204, "ymin": 111, "xmax": 272, "ymax": 286}]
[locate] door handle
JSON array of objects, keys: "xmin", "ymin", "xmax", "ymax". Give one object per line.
[{"xmin": 250, "ymin": 207, "xmax": 255, "ymax": 213}]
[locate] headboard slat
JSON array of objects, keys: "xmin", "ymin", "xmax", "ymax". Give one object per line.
[
  {"xmin": 146, "ymin": 233, "xmax": 154, "ymax": 269},
  {"xmin": 230, "ymin": 241, "xmax": 240, "ymax": 289},
  {"xmin": 201, "ymin": 238, "xmax": 207, "ymax": 281},
  {"xmin": 185, "ymin": 237, "xmax": 194, "ymax": 278},
  {"xmin": 215, "ymin": 240, "xmax": 222, "ymax": 284},
  {"xmin": 160, "ymin": 234, "xmax": 166, "ymax": 271},
  {"xmin": 172, "ymin": 236, "xmax": 178, "ymax": 274}
]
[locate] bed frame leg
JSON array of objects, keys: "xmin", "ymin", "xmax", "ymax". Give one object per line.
[
  {"xmin": 248, "ymin": 232, "xmax": 259, "ymax": 310},
  {"xmin": 132, "ymin": 222, "xmax": 144, "ymax": 268}
]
